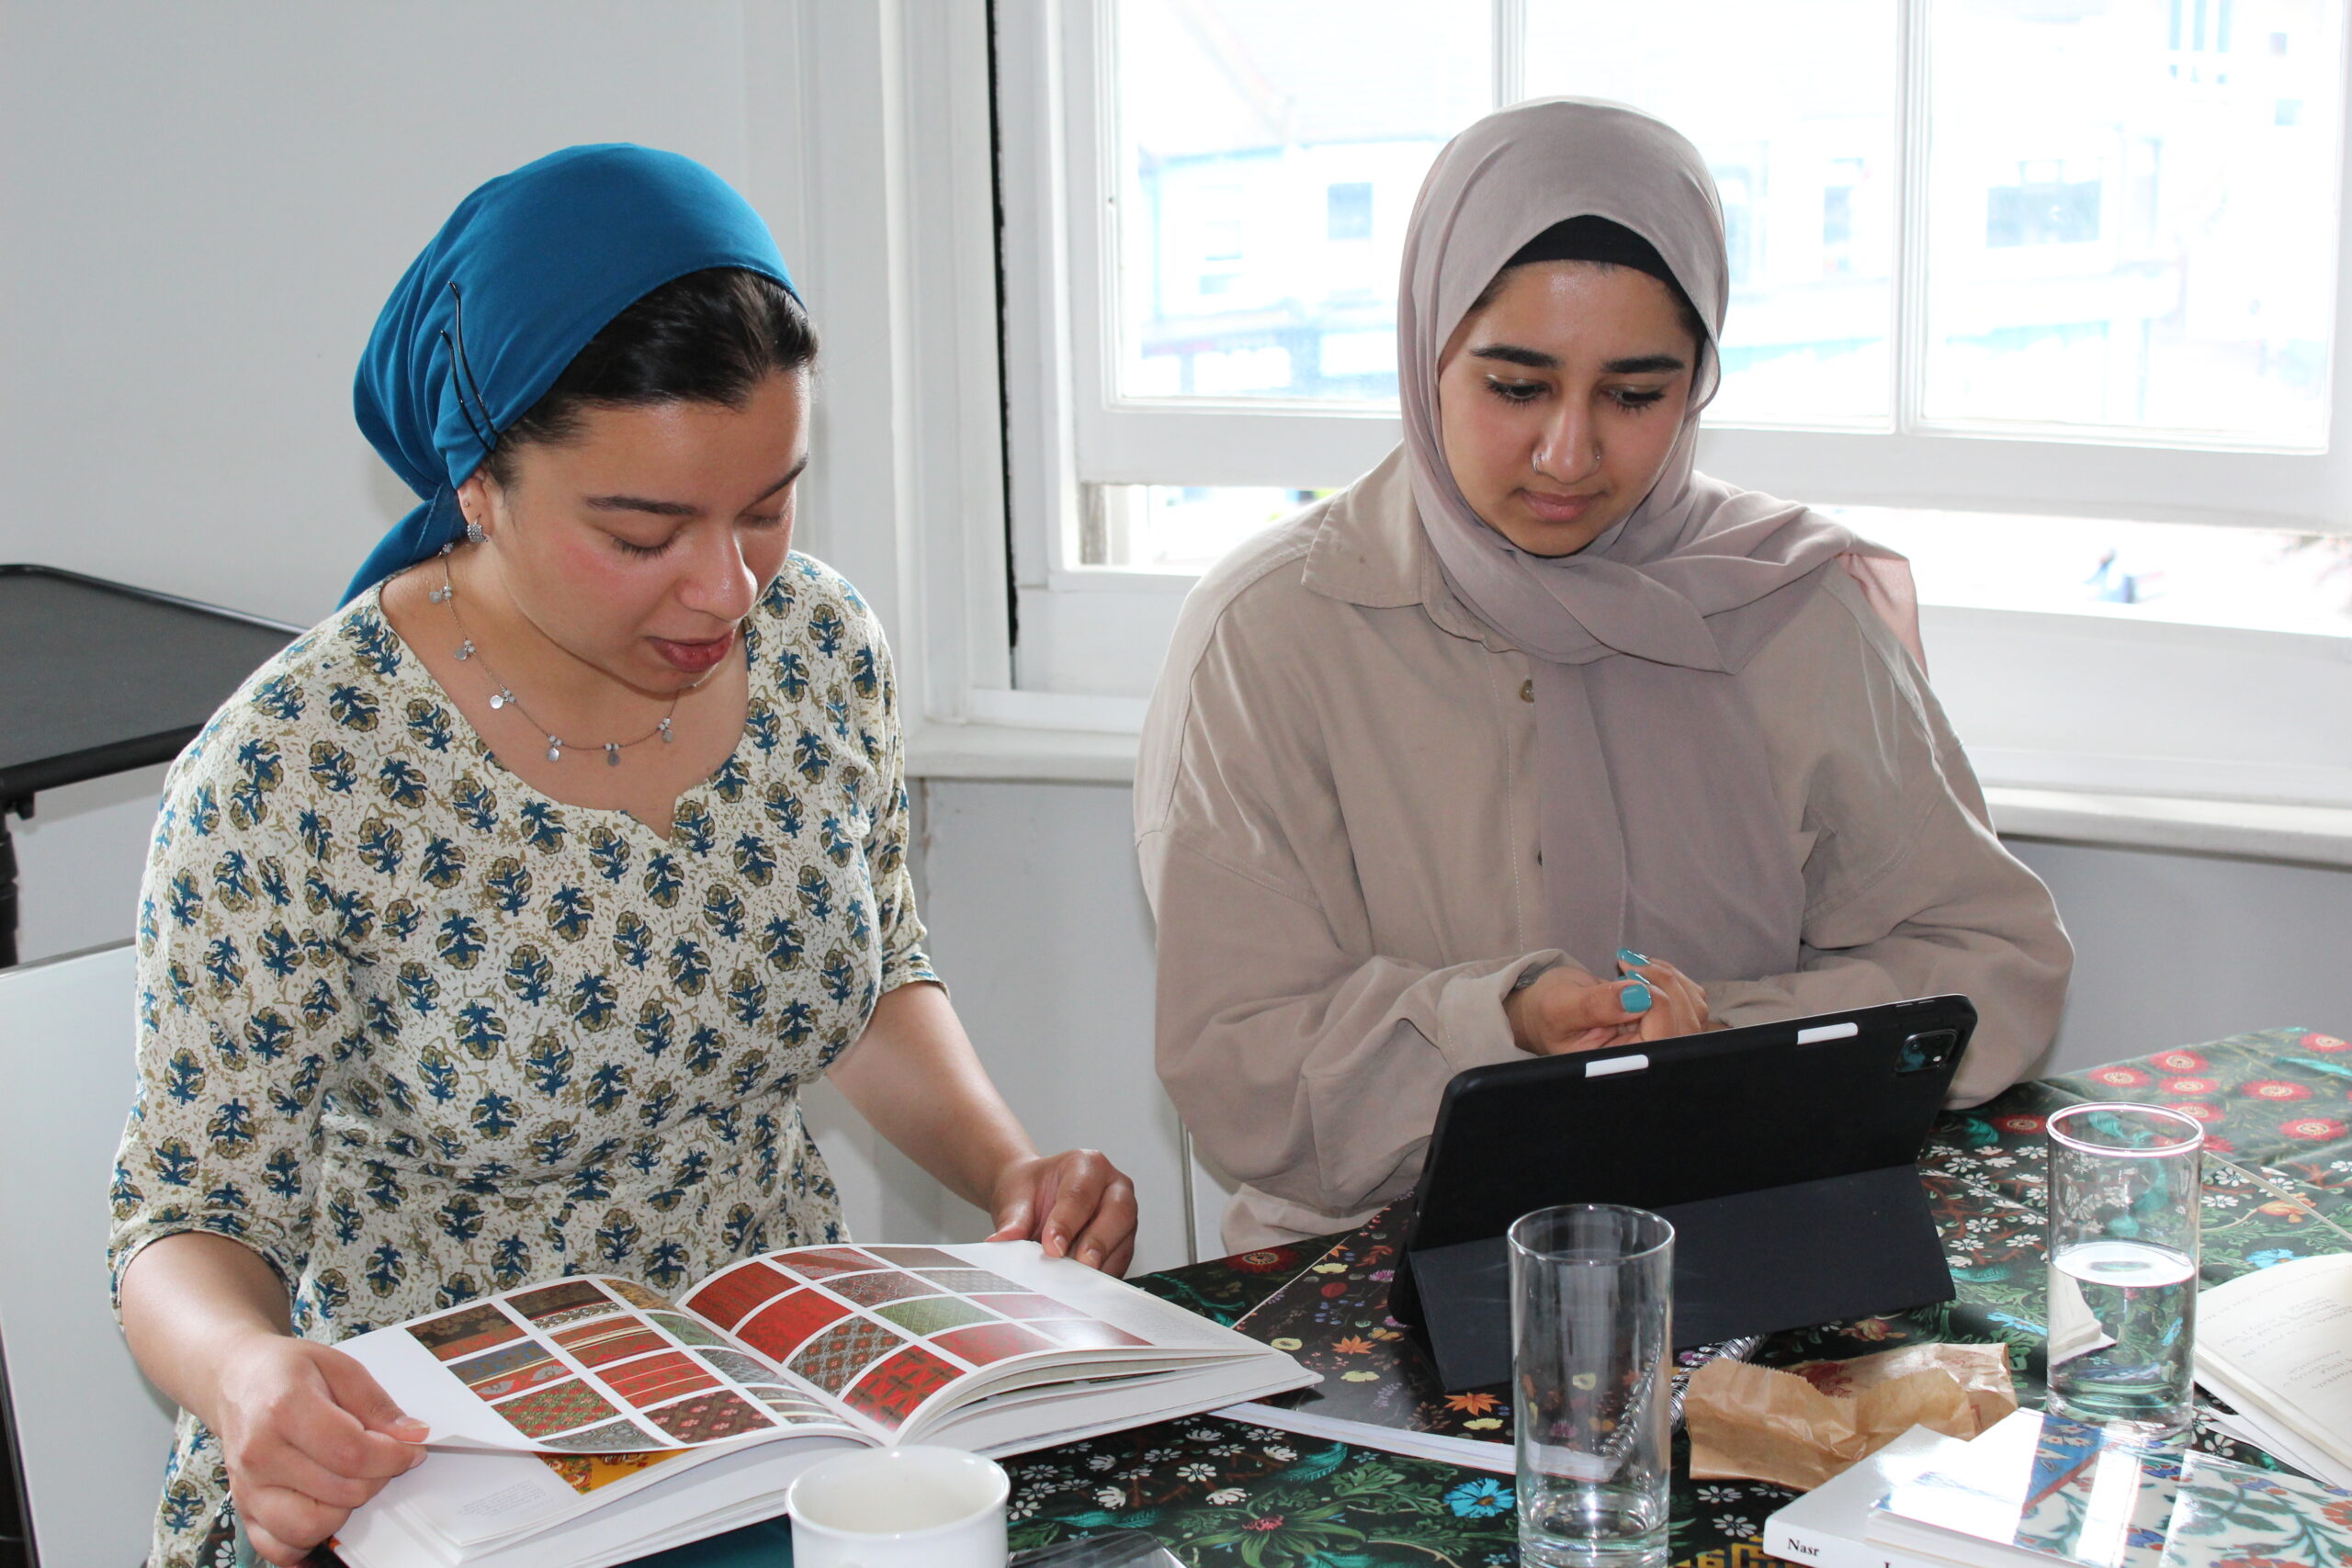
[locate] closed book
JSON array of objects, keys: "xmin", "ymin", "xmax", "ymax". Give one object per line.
[
  {"xmin": 1862, "ymin": 1406, "xmax": 2352, "ymax": 1568},
  {"xmin": 1763, "ymin": 1427, "xmax": 1961, "ymax": 1568}
]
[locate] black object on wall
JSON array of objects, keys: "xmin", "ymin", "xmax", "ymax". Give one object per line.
[{"xmin": 0, "ymin": 565, "xmax": 300, "ymax": 967}]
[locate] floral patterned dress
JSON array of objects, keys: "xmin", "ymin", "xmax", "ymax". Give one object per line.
[{"xmin": 107, "ymin": 555, "xmax": 937, "ymax": 1566}]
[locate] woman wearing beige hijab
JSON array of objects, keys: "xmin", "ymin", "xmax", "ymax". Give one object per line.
[{"xmin": 1136, "ymin": 98, "xmax": 2073, "ymax": 1252}]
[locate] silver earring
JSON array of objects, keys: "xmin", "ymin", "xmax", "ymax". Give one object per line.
[{"xmin": 465, "ymin": 518, "xmax": 486, "ymax": 545}]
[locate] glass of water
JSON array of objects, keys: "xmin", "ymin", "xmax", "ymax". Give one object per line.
[
  {"xmin": 1510, "ymin": 1204, "xmax": 1674, "ymax": 1568},
  {"xmin": 2043, "ymin": 1101, "xmax": 2204, "ymax": 1440}
]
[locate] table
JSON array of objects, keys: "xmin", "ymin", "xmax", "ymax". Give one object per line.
[
  {"xmin": 0, "ymin": 566, "xmax": 298, "ymax": 965},
  {"xmin": 988, "ymin": 1026, "xmax": 2352, "ymax": 1568}
]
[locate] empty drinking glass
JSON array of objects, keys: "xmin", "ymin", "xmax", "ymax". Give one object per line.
[
  {"xmin": 1510, "ymin": 1204, "xmax": 1675, "ymax": 1568},
  {"xmin": 2043, "ymin": 1101, "xmax": 2204, "ymax": 1440}
]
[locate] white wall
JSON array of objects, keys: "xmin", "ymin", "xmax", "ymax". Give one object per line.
[
  {"xmin": 2006, "ymin": 839, "xmax": 2352, "ymax": 1071},
  {"xmin": 910, "ymin": 780, "xmax": 1192, "ymax": 1272},
  {"xmin": 0, "ymin": 1, "xmax": 771, "ymax": 623}
]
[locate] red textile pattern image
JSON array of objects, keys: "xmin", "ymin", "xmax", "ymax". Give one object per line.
[
  {"xmin": 823, "ymin": 1269, "xmax": 939, "ymax": 1309},
  {"xmin": 646, "ymin": 1389, "xmax": 775, "ymax": 1443},
  {"xmin": 496, "ymin": 1379, "xmax": 622, "ymax": 1438},
  {"xmin": 789, "ymin": 1314, "xmax": 910, "ymax": 1397},
  {"xmin": 554, "ymin": 1320, "xmax": 670, "ymax": 1369},
  {"xmin": 507, "ymin": 1280, "xmax": 614, "ymax": 1323},
  {"xmin": 408, "ymin": 1303, "xmax": 525, "ymax": 1361},
  {"xmin": 772, "ymin": 1247, "xmax": 890, "ymax": 1280},
  {"xmin": 1023, "ymin": 1319, "xmax": 1150, "ymax": 1352},
  {"xmin": 736, "ymin": 1287, "xmax": 854, "ymax": 1363},
  {"xmin": 842, "ymin": 1345, "xmax": 961, "ymax": 1430},
  {"xmin": 862, "ymin": 1245, "xmax": 966, "ymax": 1269},
  {"xmin": 915, "ymin": 1268, "xmax": 1024, "ymax": 1295},
  {"xmin": 931, "ymin": 1322, "xmax": 1055, "ymax": 1367},
  {"xmin": 681, "ymin": 1261, "xmax": 797, "ymax": 1331},
  {"xmin": 972, "ymin": 1292, "xmax": 1080, "ymax": 1321},
  {"xmin": 598, "ymin": 1351, "xmax": 719, "ymax": 1405}
]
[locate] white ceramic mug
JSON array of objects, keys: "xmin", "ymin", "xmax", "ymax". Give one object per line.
[{"xmin": 785, "ymin": 1445, "xmax": 1011, "ymax": 1568}]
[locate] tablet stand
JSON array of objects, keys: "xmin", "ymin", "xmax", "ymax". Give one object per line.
[{"xmin": 1393, "ymin": 1164, "xmax": 1954, "ymax": 1393}]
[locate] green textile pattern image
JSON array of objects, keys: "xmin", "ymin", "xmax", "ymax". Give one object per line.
[{"xmin": 875, "ymin": 1294, "xmax": 998, "ymax": 1336}]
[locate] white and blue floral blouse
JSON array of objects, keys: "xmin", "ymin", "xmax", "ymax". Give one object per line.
[{"xmin": 108, "ymin": 554, "xmax": 936, "ymax": 1565}]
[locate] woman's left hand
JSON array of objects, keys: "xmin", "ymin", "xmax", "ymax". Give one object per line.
[
  {"xmin": 986, "ymin": 1149, "xmax": 1137, "ymax": 1277},
  {"xmin": 1615, "ymin": 950, "xmax": 1717, "ymax": 1042}
]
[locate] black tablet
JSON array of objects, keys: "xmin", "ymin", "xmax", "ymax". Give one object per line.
[{"xmin": 1389, "ymin": 994, "xmax": 1977, "ymax": 1391}]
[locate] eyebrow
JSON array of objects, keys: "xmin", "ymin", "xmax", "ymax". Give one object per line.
[
  {"xmin": 1470, "ymin": 344, "xmax": 1687, "ymax": 375},
  {"xmin": 582, "ymin": 455, "xmax": 809, "ymax": 518}
]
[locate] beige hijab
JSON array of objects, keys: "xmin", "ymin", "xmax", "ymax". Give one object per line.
[{"xmin": 1397, "ymin": 97, "xmax": 1924, "ymax": 981}]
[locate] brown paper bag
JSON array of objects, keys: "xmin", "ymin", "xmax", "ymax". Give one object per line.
[{"xmin": 1684, "ymin": 1343, "xmax": 2016, "ymax": 1491}]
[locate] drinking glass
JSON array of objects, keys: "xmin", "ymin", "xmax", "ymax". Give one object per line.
[
  {"xmin": 2043, "ymin": 1101, "xmax": 2204, "ymax": 1439},
  {"xmin": 1510, "ymin": 1204, "xmax": 1675, "ymax": 1568}
]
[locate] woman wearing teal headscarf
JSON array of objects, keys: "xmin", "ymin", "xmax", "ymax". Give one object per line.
[{"xmin": 109, "ymin": 145, "xmax": 1137, "ymax": 1567}]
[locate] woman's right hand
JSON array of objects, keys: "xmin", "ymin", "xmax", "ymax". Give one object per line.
[
  {"xmin": 1503, "ymin": 964, "xmax": 1655, "ymax": 1056},
  {"xmin": 206, "ymin": 1331, "xmax": 430, "ymax": 1565}
]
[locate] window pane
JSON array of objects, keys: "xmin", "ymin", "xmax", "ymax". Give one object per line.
[
  {"xmin": 1523, "ymin": 1, "xmax": 1901, "ymax": 428},
  {"xmin": 1110, "ymin": 0, "xmax": 1491, "ymax": 405},
  {"xmin": 1085, "ymin": 484, "xmax": 2352, "ymax": 637},
  {"xmin": 1922, "ymin": 0, "xmax": 2346, "ymax": 446},
  {"xmin": 1080, "ymin": 485, "xmax": 1325, "ymax": 572},
  {"xmin": 1836, "ymin": 506, "xmax": 2352, "ymax": 637}
]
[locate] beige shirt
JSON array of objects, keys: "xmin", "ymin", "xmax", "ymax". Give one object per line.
[{"xmin": 1136, "ymin": 451, "xmax": 2073, "ymax": 1252}]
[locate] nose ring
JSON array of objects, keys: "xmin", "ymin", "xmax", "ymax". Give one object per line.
[{"xmin": 1533, "ymin": 440, "xmax": 1601, "ymax": 479}]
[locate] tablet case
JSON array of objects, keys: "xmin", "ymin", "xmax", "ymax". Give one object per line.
[{"xmin": 1388, "ymin": 995, "xmax": 1975, "ymax": 1392}]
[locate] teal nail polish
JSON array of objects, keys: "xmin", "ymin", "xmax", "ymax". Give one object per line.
[
  {"xmin": 1622, "ymin": 980, "xmax": 1653, "ymax": 1014},
  {"xmin": 1618, "ymin": 947, "xmax": 1650, "ymax": 967}
]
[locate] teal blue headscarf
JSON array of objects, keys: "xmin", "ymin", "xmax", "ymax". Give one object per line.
[{"xmin": 344, "ymin": 144, "xmax": 797, "ymax": 605}]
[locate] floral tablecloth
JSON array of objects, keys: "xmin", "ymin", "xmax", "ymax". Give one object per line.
[{"xmin": 1002, "ymin": 1028, "xmax": 2352, "ymax": 1568}]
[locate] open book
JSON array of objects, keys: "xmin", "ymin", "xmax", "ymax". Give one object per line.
[
  {"xmin": 2193, "ymin": 1249, "xmax": 2352, "ymax": 1489},
  {"xmin": 331, "ymin": 1240, "xmax": 1314, "ymax": 1568}
]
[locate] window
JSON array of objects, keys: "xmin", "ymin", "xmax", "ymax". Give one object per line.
[
  {"xmin": 1327, "ymin": 181, "xmax": 1374, "ymax": 241},
  {"xmin": 993, "ymin": 0, "xmax": 2352, "ymax": 804}
]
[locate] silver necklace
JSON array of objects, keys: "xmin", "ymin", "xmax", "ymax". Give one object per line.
[{"xmin": 434, "ymin": 547, "xmax": 677, "ymax": 766}]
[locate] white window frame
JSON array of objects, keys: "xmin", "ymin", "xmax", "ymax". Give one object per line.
[{"xmin": 988, "ymin": 0, "xmax": 2352, "ymax": 815}]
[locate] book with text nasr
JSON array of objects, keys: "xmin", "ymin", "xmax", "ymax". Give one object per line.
[{"xmin": 331, "ymin": 1240, "xmax": 1313, "ymax": 1568}]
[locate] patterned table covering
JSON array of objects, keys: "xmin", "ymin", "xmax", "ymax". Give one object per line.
[{"xmin": 1004, "ymin": 1028, "xmax": 2352, "ymax": 1568}]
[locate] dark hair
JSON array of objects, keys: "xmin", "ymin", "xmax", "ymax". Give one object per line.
[
  {"xmin": 487, "ymin": 266, "xmax": 816, "ymax": 483},
  {"xmin": 1469, "ymin": 216, "xmax": 1708, "ymax": 350}
]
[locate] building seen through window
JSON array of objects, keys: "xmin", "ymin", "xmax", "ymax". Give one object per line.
[{"xmin": 1111, "ymin": 0, "xmax": 2341, "ymax": 446}]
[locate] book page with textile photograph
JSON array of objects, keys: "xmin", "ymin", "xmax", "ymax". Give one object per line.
[{"xmin": 342, "ymin": 1273, "xmax": 855, "ymax": 1455}]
